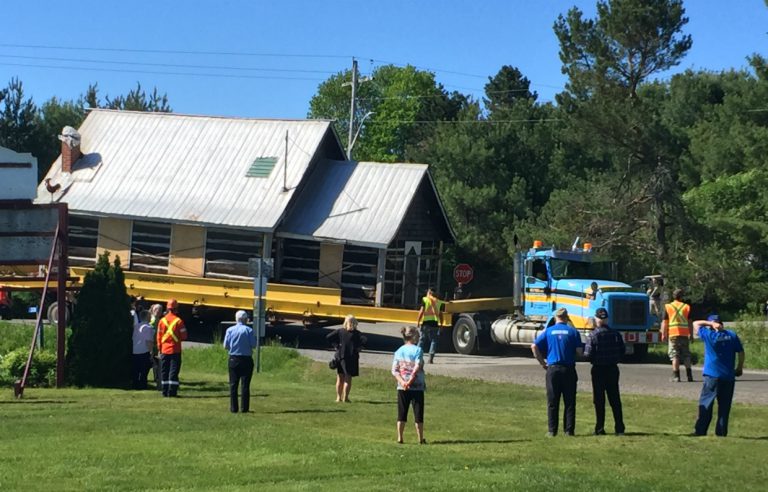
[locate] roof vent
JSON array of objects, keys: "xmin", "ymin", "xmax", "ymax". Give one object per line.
[{"xmin": 246, "ymin": 157, "xmax": 278, "ymax": 178}]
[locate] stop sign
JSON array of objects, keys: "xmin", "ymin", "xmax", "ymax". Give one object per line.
[{"xmin": 453, "ymin": 263, "xmax": 474, "ymax": 284}]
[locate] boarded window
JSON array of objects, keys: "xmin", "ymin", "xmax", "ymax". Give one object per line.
[
  {"xmin": 204, "ymin": 228, "xmax": 264, "ymax": 279},
  {"xmin": 341, "ymin": 245, "xmax": 378, "ymax": 305},
  {"xmin": 130, "ymin": 221, "xmax": 171, "ymax": 274},
  {"xmin": 68, "ymin": 215, "xmax": 99, "ymax": 267},
  {"xmin": 384, "ymin": 240, "xmax": 440, "ymax": 308},
  {"xmin": 280, "ymin": 238, "xmax": 319, "ymax": 286}
]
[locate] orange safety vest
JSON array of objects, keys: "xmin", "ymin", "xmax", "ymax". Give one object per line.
[
  {"xmin": 665, "ymin": 301, "xmax": 691, "ymax": 337},
  {"xmin": 157, "ymin": 313, "xmax": 187, "ymax": 355},
  {"xmin": 422, "ymin": 296, "xmax": 443, "ymax": 323}
]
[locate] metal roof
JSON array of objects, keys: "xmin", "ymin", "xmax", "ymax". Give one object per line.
[
  {"xmin": 278, "ymin": 160, "xmax": 447, "ymax": 249},
  {"xmin": 36, "ymin": 109, "xmax": 337, "ymax": 231}
]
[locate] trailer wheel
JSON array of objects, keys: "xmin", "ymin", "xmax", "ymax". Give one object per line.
[
  {"xmin": 47, "ymin": 302, "xmax": 71, "ymax": 325},
  {"xmin": 452, "ymin": 314, "xmax": 479, "ymax": 355}
]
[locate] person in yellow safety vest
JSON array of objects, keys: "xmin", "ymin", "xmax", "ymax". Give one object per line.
[
  {"xmin": 416, "ymin": 287, "xmax": 444, "ymax": 364},
  {"xmin": 660, "ymin": 288, "xmax": 694, "ymax": 383},
  {"xmin": 157, "ymin": 299, "xmax": 188, "ymax": 397}
]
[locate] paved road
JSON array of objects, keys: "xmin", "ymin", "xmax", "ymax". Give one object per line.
[{"xmin": 262, "ymin": 321, "xmax": 768, "ymax": 406}]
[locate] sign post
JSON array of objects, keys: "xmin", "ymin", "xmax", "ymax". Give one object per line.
[
  {"xmin": 453, "ymin": 263, "xmax": 474, "ymax": 285},
  {"xmin": 249, "ymin": 258, "xmax": 273, "ymax": 373}
]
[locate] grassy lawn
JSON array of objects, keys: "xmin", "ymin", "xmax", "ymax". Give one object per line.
[{"xmin": 1, "ymin": 342, "xmax": 767, "ymax": 491}]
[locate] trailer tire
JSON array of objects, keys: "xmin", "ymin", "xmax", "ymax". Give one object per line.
[
  {"xmin": 452, "ymin": 314, "xmax": 479, "ymax": 355},
  {"xmin": 47, "ymin": 302, "xmax": 70, "ymax": 325}
]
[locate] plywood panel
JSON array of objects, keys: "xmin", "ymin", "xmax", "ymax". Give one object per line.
[
  {"xmin": 169, "ymin": 224, "xmax": 205, "ymax": 276},
  {"xmin": 318, "ymin": 242, "xmax": 343, "ymax": 288},
  {"xmin": 97, "ymin": 217, "xmax": 132, "ymax": 265}
]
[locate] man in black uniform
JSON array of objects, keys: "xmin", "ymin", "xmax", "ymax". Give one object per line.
[{"xmin": 584, "ymin": 308, "xmax": 626, "ymax": 436}]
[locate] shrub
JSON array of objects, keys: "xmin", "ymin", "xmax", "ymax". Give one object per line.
[
  {"xmin": 66, "ymin": 251, "xmax": 133, "ymax": 387},
  {"xmin": 0, "ymin": 349, "xmax": 57, "ymax": 387}
]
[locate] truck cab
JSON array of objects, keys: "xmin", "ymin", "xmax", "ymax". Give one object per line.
[{"xmin": 522, "ymin": 246, "xmax": 650, "ymax": 332}]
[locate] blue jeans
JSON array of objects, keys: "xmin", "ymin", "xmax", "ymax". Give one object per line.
[
  {"xmin": 418, "ymin": 321, "xmax": 439, "ymax": 356},
  {"xmin": 694, "ymin": 375, "xmax": 735, "ymax": 436}
]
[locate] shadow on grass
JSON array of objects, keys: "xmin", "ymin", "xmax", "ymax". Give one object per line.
[
  {"xmin": 269, "ymin": 408, "xmax": 347, "ymax": 414},
  {"xmin": 357, "ymin": 399, "xmax": 395, "ymax": 405},
  {"xmin": 0, "ymin": 399, "xmax": 76, "ymax": 405},
  {"xmin": 429, "ymin": 438, "xmax": 529, "ymax": 445}
]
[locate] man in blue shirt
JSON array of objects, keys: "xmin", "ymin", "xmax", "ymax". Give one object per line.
[
  {"xmin": 584, "ymin": 307, "xmax": 626, "ymax": 436},
  {"xmin": 692, "ymin": 314, "xmax": 745, "ymax": 436},
  {"xmin": 223, "ymin": 310, "xmax": 257, "ymax": 413},
  {"xmin": 532, "ymin": 307, "xmax": 584, "ymax": 436}
]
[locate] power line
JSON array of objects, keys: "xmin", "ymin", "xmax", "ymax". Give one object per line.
[
  {"xmin": 0, "ymin": 43, "xmax": 351, "ymax": 59},
  {"xmin": 0, "ymin": 62, "xmax": 326, "ymax": 82},
  {"xmin": 0, "ymin": 53, "xmax": 338, "ymax": 75},
  {"xmin": 364, "ymin": 118, "xmax": 561, "ymax": 125}
]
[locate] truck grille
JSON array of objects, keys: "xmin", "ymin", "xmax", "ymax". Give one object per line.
[{"xmin": 610, "ymin": 298, "xmax": 647, "ymax": 329}]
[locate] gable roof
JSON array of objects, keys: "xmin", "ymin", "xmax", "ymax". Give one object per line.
[
  {"xmin": 36, "ymin": 109, "xmax": 341, "ymax": 231},
  {"xmin": 278, "ymin": 160, "xmax": 455, "ymax": 249}
]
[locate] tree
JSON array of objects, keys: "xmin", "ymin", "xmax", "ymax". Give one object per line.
[
  {"xmin": 308, "ymin": 64, "xmax": 466, "ymax": 162},
  {"xmin": 66, "ymin": 252, "xmax": 133, "ymax": 387},
  {"xmin": 100, "ymin": 82, "xmax": 172, "ymax": 112},
  {"xmin": 0, "ymin": 77, "xmax": 38, "ymax": 153},
  {"xmin": 483, "ymin": 65, "xmax": 537, "ymax": 116},
  {"xmin": 413, "ymin": 65, "xmax": 561, "ymax": 266},
  {"xmin": 552, "ymin": 0, "xmax": 693, "ymax": 258}
]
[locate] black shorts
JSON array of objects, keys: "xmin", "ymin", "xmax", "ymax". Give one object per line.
[{"xmin": 397, "ymin": 390, "xmax": 424, "ymax": 423}]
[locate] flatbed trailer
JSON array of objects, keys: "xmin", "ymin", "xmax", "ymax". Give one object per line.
[
  {"xmin": 2, "ymin": 267, "xmax": 659, "ymax": 358},
  {"xmin": 1, "ymin": 267, "xmax": 515, "ymax": 329}
]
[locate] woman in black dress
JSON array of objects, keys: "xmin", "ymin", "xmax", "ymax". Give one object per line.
[{"xmin": 327, "ymin": 315, "xmax": 367, "ymax": 402}]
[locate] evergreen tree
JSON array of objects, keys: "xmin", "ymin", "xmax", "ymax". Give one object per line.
[{"xmin": 67, "ymin": 252, "xmax": 133, "ymax": 387}]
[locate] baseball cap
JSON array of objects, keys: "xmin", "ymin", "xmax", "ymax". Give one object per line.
[
  {"xmin": 707, "ymin": 314, "xmax": 721, "ymax": 322},
  {"xmin": 554, "ymin": 307, "xmax": 568, "ymax": 317},
  {"xmin": 595, "ymin": 308, "xmax": 608, "ymax": 319},
  {"xmin": 166, "ymin": 299, "xmax": 178, "ymax": 309}
]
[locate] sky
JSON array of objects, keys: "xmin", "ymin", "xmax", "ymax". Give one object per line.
[{"xmin": 2, "ymin": 0, "xmax": 767, "ymax": 120}]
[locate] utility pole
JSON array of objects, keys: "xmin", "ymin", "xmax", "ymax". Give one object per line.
[{"xmin": 346, "ymin": 57, "xmax": 358, "ymax": 159}]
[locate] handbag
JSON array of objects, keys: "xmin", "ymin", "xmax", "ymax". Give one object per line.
[{"xmin": 329, "ymin": 357, "xmax": 339, "ymax": 370}]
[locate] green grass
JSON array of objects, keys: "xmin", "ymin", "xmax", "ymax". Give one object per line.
[{"xmin": 1, "ymin": 344, "xmax": 767, "ymax": 491}]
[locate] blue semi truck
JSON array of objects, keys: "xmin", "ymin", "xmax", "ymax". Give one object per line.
[{"xmin": 449, "ymin": 240, "xmax": 660, "ymax": 358}]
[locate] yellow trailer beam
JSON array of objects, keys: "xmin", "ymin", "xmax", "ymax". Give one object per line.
[{"xmin": 2, "ymin": 268, "xmax": 516, "ymax": 327}]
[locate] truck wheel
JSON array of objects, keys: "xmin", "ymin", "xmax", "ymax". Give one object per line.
[
  {"xmin": 452, "ymin": 314, "xmax": 479, "ymax": 355},
  {"xmin": 47, "ymin": 302, "xmax": 70, "ymax": 325}
]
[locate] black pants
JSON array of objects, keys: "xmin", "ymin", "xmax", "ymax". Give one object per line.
[
  {"xmin": 160, "ymin": 353, "xmax": 182, "ymax": 397},
  {"xmin": 131, "ymin": 353, "xmax": 152, "ymax": 390},
  {"xmin": 397, "ymin": 390, "xmax": 425, "ymax": 423},
  {"xmin": 546, "ymin": 365, "xmax": 578, "ymax": 435},
  {"xmin": 228, "ymin": 355, "xmax": 254, "ymax": 413},
  {"xmin": 591, "ymin": 364, "xmax": 625, "ymax": 434}
]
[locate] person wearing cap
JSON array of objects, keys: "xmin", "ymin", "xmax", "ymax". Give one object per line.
[
  {"xmin": 157, "ymin": 299, "xmax": 188, "ymax": 397},
  {"xmin": 531, "ymin": 307, "xmax": 584, "ymax": 436},
  {"xmin": 661, "ymin": 288, "xmax": 694, "ymax": 382},
  {"xmin": 223, "ymin": 310, "xmax": 257, "ymax": 413},
  {"xmin": 692, "ymin": 315, "xmax": 745, "ymax": 437},
  {"xmin": 584, "ymin": 307, "xmax": 626, "ymax": 436}
]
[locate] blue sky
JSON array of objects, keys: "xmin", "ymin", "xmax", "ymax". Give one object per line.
[{"xmin": 2, "ymin": 1, "xmax": 767, "ymax": 119}]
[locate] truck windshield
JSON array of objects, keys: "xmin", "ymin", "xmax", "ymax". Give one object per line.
[{"xmin": 550, "ymin": 259, "xmax": 616, "ymax": 280}]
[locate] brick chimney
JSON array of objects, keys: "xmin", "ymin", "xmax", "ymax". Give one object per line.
[{"xmin": 58, "ymin": 126, "xmax": 82, "ymax": 174}]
